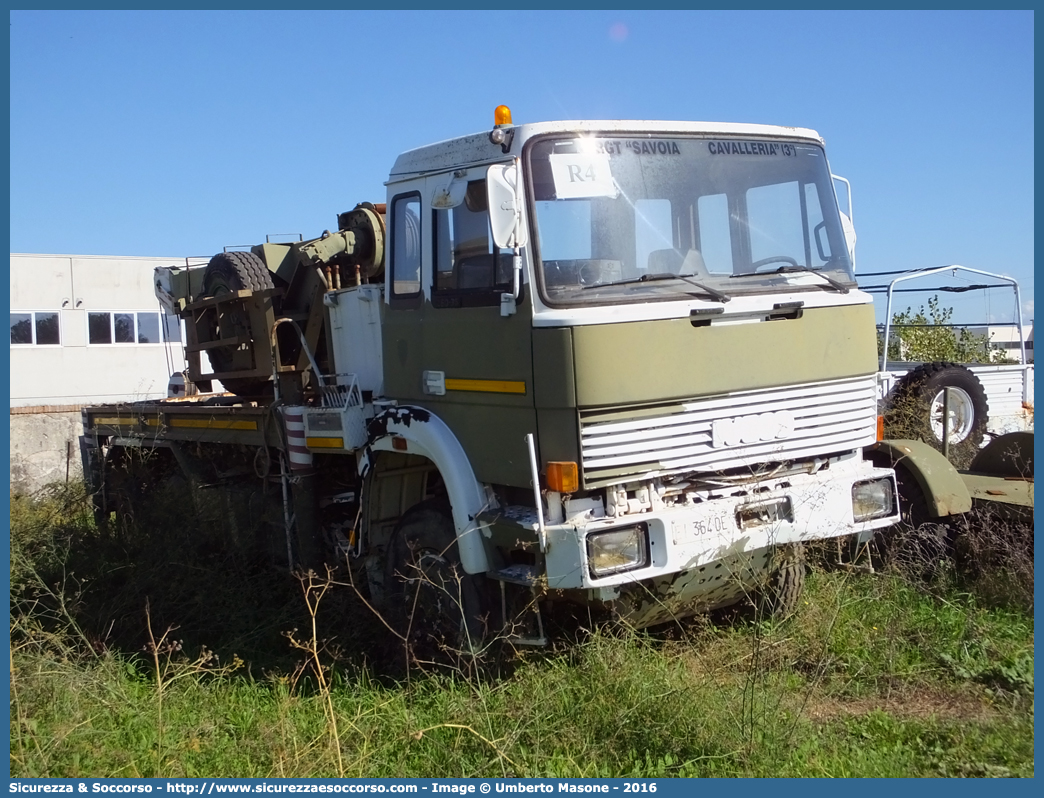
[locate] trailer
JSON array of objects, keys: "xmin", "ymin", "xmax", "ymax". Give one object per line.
[
  {"xmin": 857, "ymin": 259, "xmax": 1033, "ymax": 566},
  {"xmin": 871, "ymin": 265, "xmax": 1033, "ymax": 454}
]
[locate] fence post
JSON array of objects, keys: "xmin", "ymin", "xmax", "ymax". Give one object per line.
[{"xmin": 941, "ymin": 387, "xmax": 951, "ymax": 460}]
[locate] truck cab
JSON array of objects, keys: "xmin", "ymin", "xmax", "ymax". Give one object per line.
[{"xmin": 363, "ymin": 113, "xmax": 898, "ymax": 628}]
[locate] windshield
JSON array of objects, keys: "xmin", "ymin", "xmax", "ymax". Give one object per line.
[{"xmin": 527, "ymin": 135, "xmax": 855, "ymax": 307}]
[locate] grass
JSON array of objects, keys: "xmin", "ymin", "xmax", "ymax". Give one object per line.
[{"xmin": 9, "ymin": 482, "xmax": 1035, "ymax": 778}]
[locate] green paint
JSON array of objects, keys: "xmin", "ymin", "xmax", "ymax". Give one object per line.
[
  {"xmin": 531, "ymin": 327, "xmax": 580, "ymax": 466},
  {"xmin": 425, "ymin": 402, "xmax": 536, "ymax": 487},
  {"xmin": 532, "ymin": 327, "xmax": 575, "ymax": 408},
  {"xmin": 383, "ymin": 303, "xmax": 879, "ymax": 486},
  {"xmin": 384, "ymin": 296, "xmax": 536, "ymax": 486},
  {"xmin": 573, "ymin": 304, "xmax": 878, "ymax": 407},
  {"xmin": 536, "ymin": 408, "xmax": 580, "ymax": 467},
  {"xmin": 255, "ymin": 243, "xmax": 295, "ymax": 283},
  {"xmin": 874, "ymin": 439, "xmax": 973, "ymax": 517}
]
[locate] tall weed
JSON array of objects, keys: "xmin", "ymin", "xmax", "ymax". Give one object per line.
[{"xmin": 10, "ymin": 483, "xmax": 1034, "ymax": 778}]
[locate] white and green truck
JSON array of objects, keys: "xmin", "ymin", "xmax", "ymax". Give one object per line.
[{"xmin": 83, "ymin": 110, "xmax": 909, "ymax": 651}]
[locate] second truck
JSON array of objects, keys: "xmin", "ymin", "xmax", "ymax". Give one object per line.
[{"xmin": 83, "ymin": 108, "xmax": 903, "ymax": 652}]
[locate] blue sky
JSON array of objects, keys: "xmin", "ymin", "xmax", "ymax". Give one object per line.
[{"xmin": 9, "ymin": 9, "xmax": 1034, "ymax": 326}]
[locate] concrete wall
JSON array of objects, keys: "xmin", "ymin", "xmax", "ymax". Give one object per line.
[{"xmin": 10, "ymin": 407, "xmax": 84, "ymax": 495}]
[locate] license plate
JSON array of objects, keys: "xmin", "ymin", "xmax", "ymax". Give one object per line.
[{"xmin": 692, "ymin": 510, "xmax": 733, "ymax": 536}]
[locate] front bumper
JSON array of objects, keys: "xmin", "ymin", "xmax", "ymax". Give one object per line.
[{"xmin": 543, "ymin": 458, "xmax": 898, "ymax": 591}]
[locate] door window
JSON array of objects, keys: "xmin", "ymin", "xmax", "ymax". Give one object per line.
[
  {"xmin": 432, "ymin": 180, "xmax": 510, "ymax": 306},
  {"xmin": 390, "ymin": 193, "xmax": 422, "ymax": 301}
]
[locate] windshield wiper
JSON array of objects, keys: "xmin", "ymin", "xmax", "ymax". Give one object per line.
[
  {"xmin": 583, "ymin": 272, "xmax": 730, "ymax": 302},
  {"xmin": 731, "ymin": 266, "xmax": 850, "ymax": 294}
]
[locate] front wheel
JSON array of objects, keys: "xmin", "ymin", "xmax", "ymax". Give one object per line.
[
  {"xmin": 384, "ymin": 501, "xmax": 488, "ymax": 667},
  {"xmin": 757, "ymin": 543, "xmax": 806, "ymax": 619}
]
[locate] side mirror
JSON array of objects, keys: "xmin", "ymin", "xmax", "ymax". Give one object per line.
[
  {"xmin": 486, "ymin": 161, "xmax": 528, "ymax": 249},
  {"xmin": 832, "ymin": 174, "xmax": 856, "ymax": 270},
  {"xmin": 839, "ymin": 211, "xmax": 857, "ymax": 268},
  {"xmin": 813, "ymin": 221, "xmax": 830, "ymax": 262}
]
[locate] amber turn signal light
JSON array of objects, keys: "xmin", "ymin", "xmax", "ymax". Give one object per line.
[{"xmin": 546, "ymin": 461, "xmax": 579, "ymax": 493}]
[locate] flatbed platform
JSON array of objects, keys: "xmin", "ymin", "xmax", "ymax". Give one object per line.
[{"xmin": 83, "ymin": 395, "xmax": 282, "ymax": 448}]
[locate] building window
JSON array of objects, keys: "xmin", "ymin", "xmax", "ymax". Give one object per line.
[
  {"xmin": 10, "ymin": 312, "xmax": 60, "ymax": 346},
  {"xmin": 115, "ymin": 313, "xmax": 135, "ymax": 343},
  {"xmin": 88, "ymin": 312, "xmax": 113, "ymax": 344},
  {"xmin": 138, "ymin": 313, "xmax": 161, "ymax": 344},
  {"xmin": 162, "ymin": 313, "xmax": 183, "ymax": 344},
  {"xmin": 87, "ymin": 311, "xmax": 182, "ymax": 345}
]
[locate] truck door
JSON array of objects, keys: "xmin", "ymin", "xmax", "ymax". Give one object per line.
[{"xmin": 382, "ymin": 166, "xmax": 536, "ymax": 489}]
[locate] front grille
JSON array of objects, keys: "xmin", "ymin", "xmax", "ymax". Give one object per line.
[{"xmin": 579, "ymin": 375, "xmax": 878, "ymax": 488}]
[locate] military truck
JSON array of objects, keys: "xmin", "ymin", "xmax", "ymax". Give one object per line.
[{"xmin": 82, "ymin": 108, "xmax": 903, "ymax": 651}]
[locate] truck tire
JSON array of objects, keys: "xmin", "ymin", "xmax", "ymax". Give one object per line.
[
  {"xmin": 98, "ymin": 445, "xmax": 177, "ymax": 532},
  {"xmin": 876, "ymin": 464, "xmax": 951, "ymax": 579},
  {"xmin": 198, "ymin": 252, "xmax": 275, "ymax": 396},
  {"xmin": 384, "ymin": 500, "xmax": 488, "ymax": 667},
  {"xmin": 889, "ymin": 362, "xmax": 989, "ymax": 460},
  {"xmin": 757, "ymin": 543, "xmax": 805, "ymax": 619},
  {"xmin": 202, "ymin": 250, "xmax": 276, "ymax": 295}
]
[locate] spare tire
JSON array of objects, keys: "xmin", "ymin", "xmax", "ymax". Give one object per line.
[
  {"xmin": 888, "ymin": 362, "xmax": 989, "ymax": 461},
  {"xmin": 197, "ymin": 251, "xmax": 275, "ymax": 396},
  {"xmin": 201, "ymin": 250, "xmax": 276, "ymax": 296}
]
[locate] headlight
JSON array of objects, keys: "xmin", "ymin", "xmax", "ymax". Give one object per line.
[
  {"xmin": 852, "ymin": 478, "xmax": 895, "ymax": 522},
  {"xmin": 586, "ymin": 524, "xmax": 649, "ymax": 577}
]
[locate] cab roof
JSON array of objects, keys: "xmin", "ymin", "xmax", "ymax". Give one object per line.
[{"xmin": 388, "ymin": 119, "xmax": 825, "ymax": 183}]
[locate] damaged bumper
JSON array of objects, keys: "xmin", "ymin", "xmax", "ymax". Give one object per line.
[{"xmin": 542, "ymin": 459, "xmax": 898, "ymax": 606}]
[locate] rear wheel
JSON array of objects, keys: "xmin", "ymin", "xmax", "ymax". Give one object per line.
[
  {"xmin": 197, "ymin": 251, "xmax": 275, "ymax": 396},
  {"xmin": 384, "ymin": 501, "xmax": 488, "ymax": 668},
  {"xmin": 876, "ymin": 465, "xmax": 951, "ymax": 579},
  {"xmin": 96, "ymin": 446, "xmax": 178, "ymax": 533}
]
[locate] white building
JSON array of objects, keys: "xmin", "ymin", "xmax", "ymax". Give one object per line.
[
  {"xmin": 10, "ymin": 253, "xmax": 190, "ymax": 406},
  {"xmin": 10, "ymin": 253, "xmax": 192, "ymax": 491},
  {"xmin": 966, "ymin": 322, "xmax": 1034, "ymax": 364}
]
